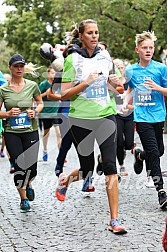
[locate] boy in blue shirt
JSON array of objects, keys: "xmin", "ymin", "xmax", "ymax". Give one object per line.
[{"xmin": 123, "ymin": 31, "xmax": 167, "ymax": 209}]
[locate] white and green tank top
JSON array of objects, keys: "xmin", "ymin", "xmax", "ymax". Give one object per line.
[{"xmin": 62, "ymin": 50, "xmax": 117, "ymax": 119}]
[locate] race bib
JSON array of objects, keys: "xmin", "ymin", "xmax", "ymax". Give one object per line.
[
  {"xmin": 10, "ymin": 113, "xmax": 31, "ymax": 129},
  {"xmin": 86, "ymin": 79, "xmax": 107, "ymax": 99},
  {"xmin": 135, "ymin": 89, "xmax": 155, "ymax": 106}
]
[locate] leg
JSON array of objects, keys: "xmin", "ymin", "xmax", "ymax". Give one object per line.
[
  {"xmin": 54, "ymin": 125, "xmax": 62, "ymax": 149},
  {"xmin": 96, "ymin": 115, "xmax": 127, "ymax": 233},
  {"xmin": 4, "ymin": 132, "xmax": 39, "ymax": 200},
  {"xmin": 136, "ymin": 122, "xmax": 163, "ymax": 191},
  {"xmin": 43, "ymin": 128, "xmax": 50, "ymax": 151},
  {"xmin": 96, "ymin": 115, "xmax": 118, "ymax": 219},
  {"xmin": 4, "ymin": 132, "xmax": 28, "ymax": 200},
  {"xmin": 106, "ymin": 174, "xmax": 118, "ymax": 219},
  {"xmin": 55, "ymin": 118, "xmax": 96, "ymax": 199},
  {"xmin": 116, "ymin": 116, "xmax": 125, "ymax": 166},
  {"xmin": 55, "ymin": 130, "xmax": 72, "ymax": 176}
]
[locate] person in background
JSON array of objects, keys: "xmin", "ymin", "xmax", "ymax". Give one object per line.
[
  {"xmin": 39, "ymin": 66, "xmax": 61, "ymax": 161},
  {"xmin": 113, "ymin": 58, "xmax": 134, "ymax": 176},
  {"xmin": 98, "ymin": 41, "xmax": 108, "ymax": 51},
  {"xmin": 47, "ymin": 78, "xmax": 72, "ymax": 177},
  {"xmin": 0, "ymin": 71, "xmax": 6, "ymax": 157},
  {"xmin": 55, "ymin": 19, "xmax": 127, "ymax": 234},
  {"xmin": 0, "ymin": 71, "xmax": 6, "ymax": 86},
  {"xmin": 0, "ymin": 73, "xmax": 15, "ymax": 173},
  {"xmin": 0, "ymin": 53, "xmax": 43, "ymax": 212},
  {"xmin": 123, "ymin": 31, "xmax": 167, "ymax": 209}
]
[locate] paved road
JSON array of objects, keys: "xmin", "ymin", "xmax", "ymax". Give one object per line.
[{"xmin": 0, "ymin": 128, "xmax": 167, "ymax": 252}]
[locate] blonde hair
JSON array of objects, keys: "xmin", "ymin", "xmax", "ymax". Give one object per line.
[
  {"xmin": 135, "ymin": 31, "xmax": 157, "ymax": 47},
  {"xmin": 24, "ymin": 62, "xmax": 43, "ymax": 77}
]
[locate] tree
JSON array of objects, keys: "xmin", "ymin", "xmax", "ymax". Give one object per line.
[{"xmin": 1, "ymin": 0, "xmax": 167, "ymax": 77}]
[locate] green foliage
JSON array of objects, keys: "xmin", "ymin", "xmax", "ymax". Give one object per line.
[
  {"xmin": 0, "ymin": 40, "xmax": 12, "ymax": 74},
  {"xmin": 1, "ymin": 0, "xmax": 167, "ymax": 77}
]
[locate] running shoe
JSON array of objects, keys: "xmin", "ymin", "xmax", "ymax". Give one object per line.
[
  {"xmin": 43, "ymin": 151, "xmax": 48, "ymax": 161},
  {"xmin": 134, "ymin": 147, "xmax": 143, "ymax": 174},
  {"xmin": 20, "ymin": 199, "xmax": 31, "ymax": 213},
  {"xmin": 108, "ymin": 218, "xmax": 127, "ymax": 235},
  {"xmin": 145, "ymin": 177, "xmax": 154, "ymax": 188},
  {"xmin": 96, "ymin": 154, "xmax": 103, "ymax": 175},
  {"xmin": 55, "ymin": 173, "xmax": 68, "ymax": 201},
  {"xmin": 55, "ymin": 164, "xmax": 63, "ymax": 177},
  {"xmin": 9, "ymin": 164, "xmax": 15, "ymax": 174},
  {"xmin": 120, "ymin": 166, "xmax": 128, "ymax": 176},
  {"xmin": 158, "ymin": 190, "xmax": 167, "ymax": 209},
  {"xmin": 82, "ymin": 177, "xmax": 95, "ymax": 192},
  {"xmin": 26, "ymin": 184, "xmax": 35, "ymax": 201}
]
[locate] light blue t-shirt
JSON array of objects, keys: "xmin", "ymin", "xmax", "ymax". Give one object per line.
[
  {"xmin": 126, "ymin": 60, "xmax": 167, "ymax": 123},
  {"xmin": 0, "ymin": 71, "xmax": 6, "ymax": 86}
]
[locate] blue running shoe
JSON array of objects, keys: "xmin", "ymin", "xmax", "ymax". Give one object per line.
[
  {"xmin": 43, "ymin": 151, "xmax": 48, "ymax": 161},
  {"xmin": 82, "ymin": 177, "xmax": 95, "ymax": 192},
  {"xmin": 26, "ymin": 184, "xmax": 35, "ymax": 201},
  {"xmin": 20, "ymin": 199, "xmax": 31, "ymax": 213}
]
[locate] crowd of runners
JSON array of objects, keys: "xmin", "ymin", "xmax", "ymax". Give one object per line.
[{"xmin": 0, "ymin": 18, "xmax": 167, "ymax": 242}]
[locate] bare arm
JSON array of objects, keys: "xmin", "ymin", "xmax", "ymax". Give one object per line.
[
  {"xmin": 26, "ymin": 94, "xmax": 44, "ymax": 119},
  {"xmin": 0, "ymin": 102, "xmax": 11, "ymax": 118},
  {"xmin": 47, "ymin": 88, "xmax": 62, "ymax": 101},
  {"xmin": 108, "ymin": 74, "xmax": 124, "ymax": 94},
  {"xmin": 144, "ymin": 79, "xmax": 167, "ymax": 96},
  {"xmin": 61, "ymin": 71, "xmax": 99, "ymax": 100},
  {"xmin": 122, "ymin": 87, "xmax": 133, "ymax": 110}
]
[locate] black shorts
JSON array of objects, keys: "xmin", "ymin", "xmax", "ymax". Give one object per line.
[{"xmin": 41, "ymin": 118, "xmax": 60, "ymax": 130}]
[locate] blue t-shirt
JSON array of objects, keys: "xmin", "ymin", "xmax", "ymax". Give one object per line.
[
  {"xmin": 0, "ymin": 72, "xmax": 6, "ymax": 86},
  {"xmin": 126, "ymin": 60, "xmax": 167, "ymax": 123}
]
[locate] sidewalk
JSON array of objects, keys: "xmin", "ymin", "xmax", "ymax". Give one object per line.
[{"xmin": 0, "ymin": 128, "xmax": 167, "ymax": 252}]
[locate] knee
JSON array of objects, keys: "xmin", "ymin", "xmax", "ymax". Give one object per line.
[{"xmin": 103, "ymin": 162, "xmax": 117, "ymax": 175}]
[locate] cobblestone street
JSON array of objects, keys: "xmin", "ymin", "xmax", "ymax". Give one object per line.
[{"xmin": 0, "ymin": 128, "xmax": 167, "ymax": 252}]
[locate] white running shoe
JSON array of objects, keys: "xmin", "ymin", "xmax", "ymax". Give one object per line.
[
  {"xmin": 120, "ymin": 166, "xmax": 128, "ymax": 176},
  {"xmin": 145, "ymin": 177, "xmax": 154, "ymax": 188}
]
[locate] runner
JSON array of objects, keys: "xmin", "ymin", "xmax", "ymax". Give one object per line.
[
  {"xmin": 123, "ymin": 31, "xmax": 167, "ymax": 209},
  {"xmin": 55, "ymin": 19, "xmax": 127, "ymax": 234},
  {"xmin": 0, "ymin": 53, "xmax": 43, "ymax": 212}
]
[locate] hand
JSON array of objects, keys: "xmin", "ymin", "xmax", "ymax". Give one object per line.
[
  {"xmin": 10, "ymin": 107, "xmax": 21, "ymax": 117},
  {"xmin": 108, "ymin": 74, "xmax": 120, "ymax": 87},
  {"xmin": 85, "ymin": 71, "xmax": 100, "ymax": 85},
  {"xmin": 122, "ymin": 102, "xmax": 129, "ymax": 114},
  {"xmin": 26, "ymin": 109, "xmax": 35, "ymax": 119},
  {"xmin": 144, "ymin": 78, "xmax": 161, "ymax": 92}
]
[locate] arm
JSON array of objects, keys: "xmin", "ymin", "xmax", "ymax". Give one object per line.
[
  {"xmin": 26, "ymin": 94, "xmax": 44, "ymax": 119},
  {"xmin": 61, "ymin": 71, "xmax": 100, "ymax": 100},
  {"xmin": 34, "ymin": 94, "xmax": 44, "ymax": 113},
  {"xmin": 144, "ymin": 79, "xmax": 167, "ymax": 96},
  {"xmin": 0, "ymin": 102, "xmax": 21, "ymax": 118},
  {"xmin": 40, "ymin": 91, "xmax": 48, "ymax": 98},
  {"xmin": 122, "ymin": 86, "xmax": 133, "ymax": 111},
  {"xmin": 0, "ymin": 102, "xmax": 11, "ymax": 118},
  {"xmin": 47, "ymin": 88, "xmax": 61, "ymax": 101},
  {"xmin": 108, "ymin": 74, "xmax": 124, "ymax": 94}
]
